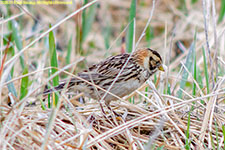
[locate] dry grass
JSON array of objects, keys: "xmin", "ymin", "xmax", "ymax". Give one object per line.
[{"xmin": 0, "ymin": 0, "xmax": 225, "ymax": 149}]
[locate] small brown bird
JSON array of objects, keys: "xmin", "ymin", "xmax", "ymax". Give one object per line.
[{"xmin": 43, "ymin": 48, "xmax": 164, "ymax": 111}]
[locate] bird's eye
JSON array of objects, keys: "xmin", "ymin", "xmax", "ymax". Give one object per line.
[{"xmin": 156, "ymin": 61, "xmax": 161, "ymax": 66}]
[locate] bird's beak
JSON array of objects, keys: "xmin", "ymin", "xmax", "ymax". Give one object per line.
[{"xmin": 158, "ymin": 65, "xmax": 165, "ymax": 72}]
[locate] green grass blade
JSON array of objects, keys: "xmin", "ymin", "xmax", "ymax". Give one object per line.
[
  {"xmin": 66, "ymin": 35, "xmax": 72, "ymax": 65},
  {"xmin": 9, "ymin": 46, "xmax": 15, "ymax": 77},
  {"xmin": 167, "ymin": 83, "xmax": 171, "ymax": 95},
  {"xmin": 192, "ymin": 48, "xmax": 196, "ymax": 96},
  {"xmin": 76, "ymin": 0, "xmax": 97, "ymax": 55},
  {"xmin": 179, "ymin": 0, "xmax": 187, "ymax": 14},
  {"xmin": 218, "ymin": 0, "xmax": 225, "ymax": 23},
  {"xmin": 185, "ymin": 111, "xmax": 191, "ymax": 150},
  {"xmin": 197, "ymin": 68, "xmax": 205, "ymax": 104},
  {"xmin": 43, "ymin": 36, "xmax": 52, "ymax": 108},
  {"xmin": 48, "ymin": 69, "xmax": 51, "ymax": 108},
  {"xmin": 82, "ymin": 0, "xmax": 88, "ymax": 41},
  {"xmin": 197, "ymin": 68, "xmax": 203, "ymax": 89},
  {"xmin": 126, "ymin": 0, "xmax": 136, "ymax": 53},
  {"xmin": 6, "ymin": 74, "xmax": 18, "ymax": 98},
  {"xmin": 156, "ymin": 146, "xmax": 164, "ymax": 150},
  {"xmin": 202, "ymin": 47, "xmax": 210, "ymax": 94},
  {"xmin": 178, "ymin": 41, "xmax": 195, "ymax": 98},
  {"xmin": 20, "ymin": 67, "xmax": 29, "ymax": 100},
  {"xmin": 222, "ymin": 124, "xmax": 225, "ymax": 149},
  {"xmin": 218, "ymin": 62, "xmax": 225, "ymax": 77},
  {"xmin": 11, "ymin": 20, "xmax": 25, "ymax": 69},
  {"xmin": 145, "ymin": 87, "xmax": 149, "ymax": 99},
  {"xmin": 3, "ymin": 34, "xmax": 15, "ymax": 77},
  {"xmin": 49, "ymin": 25, "xmax": 59, "ymax": 106},
  {"xmin": 178, "ymin": 31, "xmax": 197, "ymax": 98},
  {"xmin": 191, "ymin": 0, "xmax": 198, "ymax": 4},
  {"xmin": 103, "ymin": 24, "xmax": 111, "ymax": 50},
  {"xmin": 145, "ymin": 26, "xmax": 154, "ymax": 47},
  {"xmin": 192, "ymin": 30, "xmax": 197, "ymax": 98},
  {"xmin": 82, "ymin": 2, "xmax": 97, "ymax": 43},
  {"xmin": 40, "ymin": 98, "xmax": 47, "ymax": 110},
  {"xmin": 5, "ymin": 21, "xmax": 17, "ymax": 98},
  {"xmin": 82, "ymin": 0, "xmax": 88, "ymax": 19},
  {"xmin": 154, "ymin": 74, "xmax": 157, "ymax": 84},
  {"xmin": 129, "ymin": 96, "xmax": 134, "ymax": 104}
]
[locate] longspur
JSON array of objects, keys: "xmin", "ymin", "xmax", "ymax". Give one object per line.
[{"xmin": 43, "ymin": 48, "xmax": 164, "ymax": 108}]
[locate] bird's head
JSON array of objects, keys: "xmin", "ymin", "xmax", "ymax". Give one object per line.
[{"xmin": 133, "ymin": 48, "xmax": 164, "ymax": 73}]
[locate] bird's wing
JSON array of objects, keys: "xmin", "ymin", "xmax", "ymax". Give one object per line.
[
  {"xmin": 67, "ymin": 53, "xmax": 134, "ymax": 84},
  {"xmin": 93, "ymin": 53, "xmax": 134, "ymax": 77},
  {"xmin": 71, "ymin": 72, "xmax": 108, "ymax": 83}
]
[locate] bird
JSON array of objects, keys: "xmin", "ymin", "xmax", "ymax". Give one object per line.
[{"xmin": 43, "ymin": 48, "xmax": 164, "ymax": 113}]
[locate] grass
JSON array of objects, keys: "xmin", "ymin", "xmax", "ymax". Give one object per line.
[
  {"xmin": 145, "ymin": 25, "xmax": 154, "ymax": 47},
  {"xmin": 203, "ymin": 47, "xmax": 210, "ymax": 95},
  {"xmin": 177, "ymin": 39, "xmax": 195, "ymax": 99},
  {"xmin": 66, "ymin": 35, "xmax": 72, "ymax": 65},
  {"xmin": 19, "ymin": 66, "xmax": 29, "ymax": 100},
  {"xmin": 185, "ymin": 111, "xmax": 191, "ymax": 150},
  {"xmin": 0, "ymin": 0, "xmax": 225, "ymax": 149},
  {"xmin": 11, "ymin": 20, "xmax": 25, "ymax": 70},
  {"xmin": 218, "ymin": 0, "xmax": 225, "ymax": 23},
  {"xmin": 48, "ymin": 25, "xmax": 59, "ymax": 106},
  {"xmin": 222, "ymin": 124, "xmax": 225, "ymax": 148},
  {"xmin": 126, "ymin": 0, "xmax": 136, "ymax": 53}
]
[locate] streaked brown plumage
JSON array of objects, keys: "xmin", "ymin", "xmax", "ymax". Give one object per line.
[{"xmin": 43, "ymin": 48, "xmax": 164, "ymax": 107}]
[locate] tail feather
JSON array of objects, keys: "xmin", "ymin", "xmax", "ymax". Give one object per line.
[
  {"xmin": 42, "ymin": 73, "xmax": 102, "ymax": 96},
  {"xmin": 43, "ymin": 83, "xmax": 66, "ymax": 95}
]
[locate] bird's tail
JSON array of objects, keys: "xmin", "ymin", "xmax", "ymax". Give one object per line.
[
  {"xmin": 43, "ymin": 83, "xmax": 65, "ymax": 95},
  {"xmin": 43, "ymin": 81, "xmax": 76, "ymax": 95}
]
